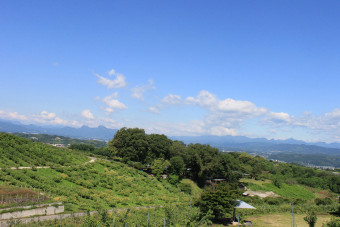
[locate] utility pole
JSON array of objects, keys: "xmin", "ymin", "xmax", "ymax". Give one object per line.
[
  {"xmin": 112, "ymin": 209, "xmax": 115, "ymax": 227},
  {"xmin": 291, "ymin": 202, "xmax": 294, "ymax": 227}
]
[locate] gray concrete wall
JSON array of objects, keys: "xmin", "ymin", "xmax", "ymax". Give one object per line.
[{"xmin": 0, "ymin": 204, "xmax": 64, "ymax": 220}]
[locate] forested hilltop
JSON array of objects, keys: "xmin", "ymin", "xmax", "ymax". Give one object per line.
[{"xmin": 108, "ymin": 128, "xmax": 340, "ymax": 194}]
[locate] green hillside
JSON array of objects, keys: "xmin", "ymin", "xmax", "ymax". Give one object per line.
[
  {"xmin": 0, "ymin": 133, "xmax": 192, "ymax": 212},
  {"xmin": 0, "ymin": 160, "xmax": 192, "ymax": 212},
  {"xmin": 0, "ymin": 131, "xmax": 339, "ymax": 226},
  {"xmin": 0, "ymin": 133, "xmax": 89, "ymax": 167}
]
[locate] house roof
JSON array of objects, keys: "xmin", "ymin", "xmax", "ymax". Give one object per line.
[{"xmin": 234, "ymin": 200, "xmax": 256, "ymax": 209}]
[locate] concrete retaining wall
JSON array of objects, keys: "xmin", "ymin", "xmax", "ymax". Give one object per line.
[{"xmin": 0, "ymin": 203, "xmax": 64, "ymax": 220}]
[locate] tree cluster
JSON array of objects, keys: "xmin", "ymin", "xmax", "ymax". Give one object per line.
[{"xmin": 108, "ymin": 128, "xmax": 240, "ymax": 186}]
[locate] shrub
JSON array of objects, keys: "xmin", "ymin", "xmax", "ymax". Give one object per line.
[
  {"xmin": 322, "ymin": 217, "xmax": 340, "ymax": 227},
  {"xmin": 315, "ymin": 197, "xmax": 333, "ymax": 206},
  {"xmin": 178, "ymin": 182, "xmax": 192, "ymax": 195},
  {"xmin": 168, "ymin": 174, "xmax": 180, "ymax": 185},
  {"xmin": 304, "ymin": 210, "xmax": 317, "ymax": 227}
]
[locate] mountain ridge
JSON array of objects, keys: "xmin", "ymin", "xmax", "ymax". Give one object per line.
[
  {"xmin": 1, "ymin": 120, "xmax": 340, "ymax": 153},
  {"xmin": 0, "ymin": 120, "xmax": 117, "ymax": 140}
]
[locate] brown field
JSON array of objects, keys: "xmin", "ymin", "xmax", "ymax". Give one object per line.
[{"xmin": 0, "ymin": 185, "xmax": 48, "ymax": 206}]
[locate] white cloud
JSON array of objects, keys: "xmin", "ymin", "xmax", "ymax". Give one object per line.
[
  {"xmin": 145, "ymin": 120, "xmax": 206, "ymax": 136},
  {"xmin": 184, "ymin": 90, "xmax": 269, "ymax": 133},
  {"xmin": 81, "ymin": 109, "xmax": 95, "ymax": 119},
  {"xmin": 325, "ymin": 108, "xmax": 340, "ymax": 119},
  {"xmin": 0, "ymin": 110, "xmax": 28, "ymax": 121},
  {"xmin": 186, "ymin": 90, "xmax": 267, "ymax": 116},
  {"xmin": 108, "ymin": 69, "xmax": 115, "ymax": 76},
  {"xmin": 40, "ymin": 110, "xmax": 57, "ymax": 120},
  {"xmin": 294, "ymin": 109, "xmax": 340, "ymax": 133},
  {"xmin": 131, "ymin": 79, "xmax": 155, "ymax": 100},
  {"xmin": 102, "ymin": 93, "xmax": 127, "ymax": 113},
  {"xmin": 265, "ymin": 112, "xmax": 291, "ymax": 124},
  {"xmin": 209, "ymin": 126, "xmax": 238, "ymax": 136},
  {"xmin": 162, "ymin": 94, "xmax": 181, "ymax": 105},
  {"xmin": 148, "ymin": 106, "xmax": 160, "ymax": 114},
  {"xmin": 0, "ymin": 110, "xmax": 73, "ymax": 126},
  {"xmin": 148, "ymin": 93, "xmax": 181, "ymax": 114},
  {"xmin": 95, "ymin": 69, "xmax": 126, "ymax": 89},
  {"xmin": 218, "ymin": 98, "xmax": 267, "ymax": 116},
  {"xmin": 186, "ymin": 90, "xmax": 218, "ymax": 107}
]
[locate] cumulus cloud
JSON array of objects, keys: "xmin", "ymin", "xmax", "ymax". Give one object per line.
[
  {"xmin": 148, "ymin": 106, "xmax": 160, "ymax": 114},
  {"xmin": 186, "ymin": 90, "xmax": 267, "ymax": 116},
  {"xmin": 184, "ymin": 90, "xmax": 269, "ymax": 132},
  {"xmin": 162, "ymin": 94, "xmax": 181, "ymax": 105},
  {"xmin": 0, "ymin": 110, "xmax": 28, "ymax": 121},
  {"xmin": 265, "ymin": 112, "xmax": 291, "ymax": 124},
  {"xmin": 209, "ymin": 126, "xmax": 238, "ymax": 136},
  {"xmin": 148, "ymin": 93, "xmax": 182, "ymax": 114},
  {"xmin": 131, "ymin": 79, "xmax": 155, "ymax": 100},
  {"xmin": 33, "ymin": 111, "xmax": 69, "ymax": 125},
  {"xmin": 0, "ymin": 110, "xmax": 75, "ymax": 126},
  {"xmin": 81, "ymin": 109, "xmax": 95, "ymax": 119},
  {"xmin": 102, "ymin": 92, "xmax": 127, "ymax": 113},
  {"xmin": 95, "ymin": 69, "xmax": 126, "ymax": 89},
  {"xmin": 40, "ymin": 110, "xmax": 57, "ymax": 120},
  {"xmin": 145, "ymin": 120, "xmax": 206, "ymax": 136},
  {"xmin": 108, "ymin": 69, "xmax": 115, "ymax": 76}
]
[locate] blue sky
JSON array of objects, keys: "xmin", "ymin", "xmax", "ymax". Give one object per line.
[{"xmin": 1, "ymin": 1, "xmax": 340, "ymax": 142}]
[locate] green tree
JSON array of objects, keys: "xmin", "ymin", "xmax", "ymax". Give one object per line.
[
  {"xmin": 108, "ymin": 128, "xmax": 148, "ymax": 163},
  {"xmin": 304, "ymin": 210, "xmax": 317, "ymax": 227},
  {"xmin": 169, "ymin": 140, "xmax": 187, "ymax": 158},
  {"xmin": 146, "ymin": 134, "xmax": 172, "ymax": 163},
  {"xmin": 168, "ymin": 156, "xmax": 185, "ymax": 176},
  {"xmin": 152, "ymin": 158, "xmax": 170, "ymax": 179},
  {"xmin": 197, "ymin": 182, "xmax": 239, "ymax": 221}
]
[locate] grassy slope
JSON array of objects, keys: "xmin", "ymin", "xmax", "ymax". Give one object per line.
[
  {"xmin": 0, "ymin": 133, "xmax": 192, "ymax": 212},
  {"xmin": 241, "ymin": 178, "xmax": 315, "ymax": 200},
  {"xmin": 0, "ymin": 159, "xmax": 192, "ymax": 212},
  {"xmin": 0, "ymin": 133, "xmax": 89, "ymax": 167}
]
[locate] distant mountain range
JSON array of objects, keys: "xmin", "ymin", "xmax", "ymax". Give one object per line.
[
  {"xmin": 1, "ymin": 120, "xmax": 340, "ymax": 158},
  {"xmin": 0, "ymin": 120, "xmax": 117, "ymax": 140},
  {"xmin": 170, "ymin": 135, "xmax": 340, "ymax": 150}
]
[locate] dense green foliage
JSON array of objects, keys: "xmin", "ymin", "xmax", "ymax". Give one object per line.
[
  {"xmin": 0, "ymin": 133, "xmax": 89, "ymax": 167},
  {"xmin": 109, "ymin": 128, "xmax": 240, "ymax": 186},
  {"xmin": 110, "ymin": 129, "xmax": 340, "ymax": 194},
  {"xmin": 197, "ymin": 182, "xmax": 239, "ymax": 220},
  {"xmin": 304, "ymin": 210, "xmax": 318, "ymax": 227}
]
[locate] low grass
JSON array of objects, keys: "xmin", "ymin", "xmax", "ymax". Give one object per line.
[
  {"xmin": 247, "ymin": 213, "xmax": 334, "ymax": 227},
  {"xmin": 241, "ymin": 178, "xmax": 315, "ymax": 200}
]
